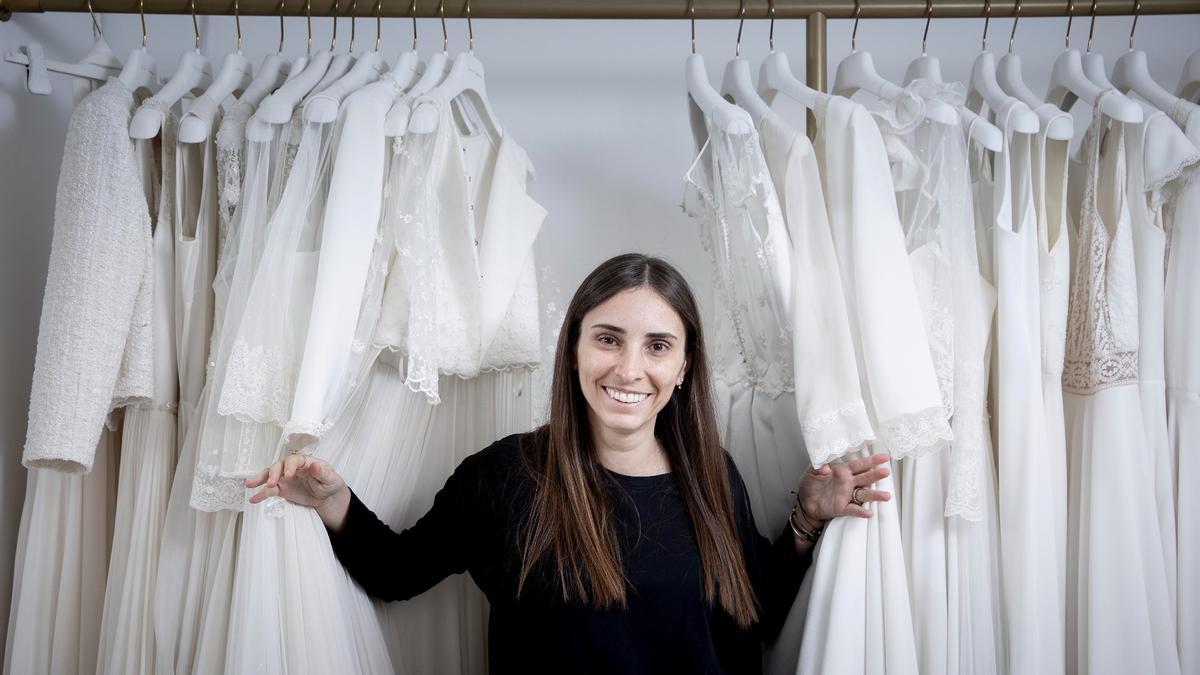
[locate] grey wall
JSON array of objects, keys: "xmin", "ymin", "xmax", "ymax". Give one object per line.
[{"xmin": 2, "ymin": 7, "xmax": 1198, "ymax": 662}]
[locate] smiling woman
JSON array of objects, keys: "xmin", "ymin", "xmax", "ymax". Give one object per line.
[{"xmin": 246, "ymin": 253, "xmax": 893, "ymax": 675}]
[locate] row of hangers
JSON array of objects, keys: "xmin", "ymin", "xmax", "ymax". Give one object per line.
[
  {"xmin": 4, "ymin": 0, "xmax": 503, "ymax": 144},
  {"xmin": 685, "ymin": 0, "xmax": 1200, "ymax": 149}
]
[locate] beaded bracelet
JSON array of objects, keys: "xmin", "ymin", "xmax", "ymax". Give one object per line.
[{"xmin": 788, "ymin": 494, "xmax": 824, "ymax": 543}]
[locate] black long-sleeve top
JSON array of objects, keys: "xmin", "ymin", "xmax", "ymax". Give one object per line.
[{"xmin": 326, "ymin": 433, "xmax": 811, "ymax": 674}]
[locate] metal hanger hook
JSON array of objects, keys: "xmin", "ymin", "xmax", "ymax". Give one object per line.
[
  {"xmin": 190, "ymin": 0, "xmax": 200, "ymax": 50},
  {"xmin": 1065, "ymin": 0, "xmax": 1075, "ymax": 50},
  {"xmin": 982, "ymin": 0, "xmax": 991, "ymax": 51},
  {"xmin": 305, "ymin": 0, "xmax": 312, "ymax": 53},
  {"xmin": 349, "ymin": 0, "xmax": 357, "ymax": 51},
  {"xmin": 330, "ymin": 0, "xmax": 340, "ymax": 52},
  {"xmin": 768, "ymin": 0, "xmax": 776, "ymax": 51},
  {"xmin": 277, "ymin": 0, "xmax": 285, "ymax": 53},
  {"xmin": 1129, "ymin": 0, "xmax": 1140, "ymax": 49},
  {"xmin": 409, "ymin": 0, "xmax": 417, "ymax": 50},
  {"xmin": 1009, "ymin": 0, "xmax": 1021, "ymax": 53},
  {"xmin": 1086, "ymin": 0, "xmax": 1098, "ymax": 52},
  {"xmin": 688, "ymin": 0, "xmax": 696, "ymax": 55},
  {"xmin": 139, "ymin": 0, "xmax": 148, "ymax": 47},
  {"xmin": 373, "ymin": 0, "xmax": 381, "ymax": 50},
  {"xmin": 735, "ymin": 0, "xmax": 746, "ymax": 57},
  {"xmin": 852, "ymin": 0, "xmax": 862, "ymax": 51},
  {"xmin": 466, "ymin": 0, "xmax": 475, "ymax": 51},
  {"xmin": 922, "ymin": 0, "xmax": 933, "ymax": 54},
  {"xmin": 438, "ymin": 0, "xmax": 448, "ymax": 51},
  {"xmin": 234, "ymin": 0, "xmax": 242, "ymax": 50},
  {"xmin": 86, "ymin": 0, "xmax": 101, "ymax": 37}
]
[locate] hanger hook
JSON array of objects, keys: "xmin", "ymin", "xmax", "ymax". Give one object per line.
[
  {"xmin": 982, "ymin": 0, "xmax": 991, "ymax": 51},
  {"xmin": 1129, "ymin": 0, "xmax": 1140, "ymax": 49},
  {"xmin": 768, "ymin": 0, "xmax": 776, "ymax": 51},
  {"xmin": 190, "ymin": 0, "xmax": 200, "ymax": 50},
  {"xmin": 277, "ymin": 0, "xmax": 285, "ymax": 53},
  {"xmin": 688, "ymin": 0, "xmax": 697, "ymax": 54},
  {"xmin": 1086, "ymin": 0, "xmax": 1098, "ymax": 52},
  {"xmin": 330, "ymin": 0, "xmax": 340, "ymax": 52},
  {"xmin": 852, "ymin": 0, "xmax": 861, "ymax": 51},
  {"xmin": 86, "ymin": 0, "xmax": 101, "ymax": 37},
  {"xmin": 350, "ymin": 0, "xmax": 357, "ymax": 51},
  {"xmin": 374, "ymin": 0, "xmax": 381, "ymax": 50},
  {"xmin": 139, "ymin": 0, "xmax": 148, "ymax": 47},
  {"xmin": 438, "ymin": 0, "xmax": 448, "ymax": 51},
  {"xmin": 466, "ymin": 0, "xmax": 475, "ymax": 51},
  {"xmin": 410, "ymin": 0, "xmax": 418, "ymax": 50},
  {"xmin": 1065, "ymin": 0, "xmax": 1074, "ymax": 50},
  {"xmin": 735, "ymin": 0, "xmax": 746, "ymax": 57},
  {"xmin": 234, "ymin": 0, "xmax": 242, "ymax": 51},
  {"xmin": 1009, "ymin": 0, "xmax": 1020, "ymax": 53},
  {"xmin": 922, "ymin": 0, "xmax": 933, "ymax": 54}
]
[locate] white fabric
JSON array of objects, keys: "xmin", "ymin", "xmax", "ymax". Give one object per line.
[
  {"xmin": 1062, "ymin": 95, "xmax": 1180, "ymax": 675},
  {"xmin": 784, "ymin": 92, "xmax": 945, "ymax": 675},
  {"xmin": 1031, "ymin": 102, "xmax": 1072, "ymax": 606},
  {"xmin": 22, "ymin": 79, "xmax": 154, "ymax": 473},
  {"xmin": 1165, "ymin": 97, "xmax": 1200, "ymax": 675},
  {"xmin": 1125, "ymin": 102, "xmax": 1200, "ymax": 627},
  {"xmin": 96, "ymin": 104, "xmax": 180, "ymax": 675},
  {"xmin": 759, "ymin": 111, "xmax": 873, "ymax": 472},
  {"xmin": 976, "ymin": 99, "xmax": 1066, "ymax": 675},
  {"xmin": 4, "ymin": 429, "xmax": 118, "ymax": 674},
  {"xmin": 683, "ymin": 105, "xmax": 809, "ymax": 538}
]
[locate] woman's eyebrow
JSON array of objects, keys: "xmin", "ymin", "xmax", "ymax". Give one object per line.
[{"xmin": 590, "ymin": 324, "xmax": 678, "ymax": 341}]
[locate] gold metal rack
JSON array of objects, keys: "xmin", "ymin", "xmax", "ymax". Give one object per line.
[{"xmin": 1, "ymin": 0, "xmax": 1197, "ymax": 105}]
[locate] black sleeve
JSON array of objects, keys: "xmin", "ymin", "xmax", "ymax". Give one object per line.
[
  {"xmin": 325, "ymin": 455, "xmax": 482, "ymax": 602},
  {"xmin": 724, "ymin": 453, "xmax": 812, "ymax": 642}
]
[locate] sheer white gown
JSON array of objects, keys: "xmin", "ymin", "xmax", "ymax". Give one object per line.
[
  {"xmin": 976, "ymin": 98, "xmax": 1065, "ymax": 675},
  {"xmin": 97, "ymin": 101, "xmax": 179, "ymax": 675},
  {"xmin": 1165, "ymin": 98, "xmax": 1200, "ymax": 675},
  {"xmin": 1062, "ymin": 95, "xmax": 1180, "ymax": 675}
]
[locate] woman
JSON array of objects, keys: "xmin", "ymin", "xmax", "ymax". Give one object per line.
[{"xmin": 247, "ymin": 253, "xmax": 891, "ymax": 674}]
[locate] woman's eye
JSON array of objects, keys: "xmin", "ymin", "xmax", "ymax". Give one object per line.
[
  {"xmin": 649, "ymin": 342, "xmax": 670, "ymax": 353},
  {"xmin": 598, "ymin": 335, "xmax": 618, "ymax": 346}
]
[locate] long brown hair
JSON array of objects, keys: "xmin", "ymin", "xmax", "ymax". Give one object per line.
[{"xmin": 517, "ymin": 253, "xmax": 758, "ymax": 628}]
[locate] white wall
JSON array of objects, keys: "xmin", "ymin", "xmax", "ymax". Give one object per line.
[{"xmin": 2, "ymin": 7, "xmax": 1198, "ymax": 662}]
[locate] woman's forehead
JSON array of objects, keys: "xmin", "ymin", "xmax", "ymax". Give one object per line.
[{"xmin": 582, "ymin": 287, "xmax": 685, "ymax": 336}]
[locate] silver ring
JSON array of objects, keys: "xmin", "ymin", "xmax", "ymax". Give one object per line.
[{"xmin": 850, "ymin": 486, "xmax": 866, "ymax": 507}]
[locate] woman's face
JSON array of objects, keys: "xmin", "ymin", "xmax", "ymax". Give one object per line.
[{"xmin": 575, "ymin": 286, "xmax": 689, "ymax": 440}]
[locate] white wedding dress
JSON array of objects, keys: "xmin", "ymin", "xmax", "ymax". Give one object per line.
[
  {"xmin": 975, "ymin": 97, "xmax": 1065, "ymax": 675},
  {"xmin": 1062, "ymin": 94, "xmax": 1180, "ymax": 675},
  {"xmin": 1165, "ymin": 98, "xmax": 1200, "ymax": 675},
  {"xmin": 7, "ymin": 77, "xmax": 152, "ymax": 674}
]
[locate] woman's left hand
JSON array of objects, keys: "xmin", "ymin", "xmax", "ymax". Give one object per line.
[{"xmin": 797, "ymin": 453, "xmax": 892, "ymax": 523}]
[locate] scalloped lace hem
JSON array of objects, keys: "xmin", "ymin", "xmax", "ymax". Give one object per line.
[
  {"xmin": 189, "ymin": 470, "xmax": 249, "ymax": 512},
  {"xmin": 876, "ymin": 407, "xmax": 953, "ymax": 459},
  {"xmin": 1149, "ymin": 150, "xmax": 1200, "ymax": 210}
]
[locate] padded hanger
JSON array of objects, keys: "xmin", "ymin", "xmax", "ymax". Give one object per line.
[
  {"xmin": 1112, "ymin": 3, "xmax": 1181, "ymax": 113},
  {"xmin": 179, "ymin": 0, "xmax": 253, "ymax": 144},
  {"xmin": 1046, "ymin": 0, "xmax": 1142, "ymax": 123},
  {"xmin": 130, "ymin": 0, "xmax": 213, "ymax": 139},
  {"xmin": 1177, "ymin": 49, "xmax": 1200, "ymax": 101},
  {"xmin": 682, "ymin": 0, "xmax": 753, "ymax": 136},
  {"xmin": 305, "ymin": 0, "xmax": 390, "ymax": 123}
]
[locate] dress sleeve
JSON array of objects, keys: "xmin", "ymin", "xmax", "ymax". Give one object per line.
[{"xmin": 326, "ymin": 454, "xmax": 482, "ymax": 602}]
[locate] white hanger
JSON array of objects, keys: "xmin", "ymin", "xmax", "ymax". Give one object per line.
[
  {"xmin": 130, "ymin": 0, "xmax": 213, "ymax": 139},
  {"xmin": 235, "ymin": 8, "xmax": 292, "ymax": 109},
  {"xmin": 1111, "ymin": 5, "xmax": 1181, "ymax": 113},
  {"xmin": 3, "ymin": 0, "xmax": 125, "ymax": 94},
  {"xmin": 757, "ymin": 1, "xmax": 819, "ymax": 112},
  {"xmin": 409, "ymin": 1, "xmax": 504, "ymax": 140},
  {"xmin": 995, "ymin": 0, "xmax": 1073, "ymax": 140},
  {"xmin": 117, "ymin": 0, "xmax": 159, "ymax": 97},
  {"xmin": 381, "ymin": 3, "xmax": 427, "ymax": 136},
  {"xmin": 255, "ymin": 0, "xmax": 335, "ymax": 126},
  {"xmin": 305, "ymin": 4, "xmax": 358, "ymax": 100},
  {"xmin": 1177, "ymin": 49, "xmax": 1200, "ymax": 100},
  {"xmin": 964, "ymin": 0, "xmax": 1038, "ymax": 136},
  {"xmin": 1046, "ymin": 0, "xmax": 1142, "ymax": 123},
  {"xmin": 179, "ymin": 1, "xmax": 253, "ymax": 143},
  {"xmin": 387, "ymin": 0, "xmax": 456, "ymax": 134},
  {"xmin": 717, "ymin": 2, "xmax": 774, "ymax": 125},
  {"xmin": 306, "ymin": 1, "xmax": 389, "ymax": 123},
  {"xmin": 683, "ymin": 0, "xmax": 753, "ymax": 136}
]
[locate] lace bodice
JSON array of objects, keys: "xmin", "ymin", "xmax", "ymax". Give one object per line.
[
  {"xmin": 215, "ymin": 101, "xmax": 254, "ymax": 256},
  {"xmin": 24, "ymin": 80, "xmax": 156, "ymax": 473},
  {"xmin": 1063, "ymin": 94, "xmax": 1140, "ymax": 395},
  {"xmin": 683, "ymin": 114, "xmax": 795, "ymax": 400}
]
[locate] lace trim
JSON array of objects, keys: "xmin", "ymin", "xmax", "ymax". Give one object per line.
[
  {"xmin": 806, "ymin": 428, "xmax": 876, "ymax": 468},
  {"xmin": 127, "ymin": 400, "xmax": 179, "ymax": 414},
  {"xmin": 1149, "ymin": 149, "xmax": 1200, "ymax": 210},
  {"xmin": 217, "ymin": 338, "xmax": 294, "ymax": 424},
  {"xmin": 799, "ymin": 400, "xmax": 869, "ymax": 434},
  {"xmin": 875, "ymin": 406, "xmax": 953, "ymax": 459},
  {"xmin": 189, "ymin": 469, "xmax": 248, "ymax": 512}
]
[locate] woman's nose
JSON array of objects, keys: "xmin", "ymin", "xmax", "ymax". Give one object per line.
[{"xmin": 613, "ymin": 348, "xmax": 644, "ymax": 381}]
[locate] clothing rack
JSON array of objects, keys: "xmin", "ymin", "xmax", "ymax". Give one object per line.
[{"xmin": 1, "ymin": 0, "xmax": 1196, "ymax": 102}]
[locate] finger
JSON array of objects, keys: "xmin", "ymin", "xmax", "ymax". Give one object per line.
[
  {"xmin": 283, "ymin": 453, "xmax": 306, "ymax": 482},
  {"xmin": 846, "ymin": 452, "xmax": 890, "ymax": 474},
  {"xmin": 248, "ymin": 485, "xmax": 280, "ymax": 505},
  {"xmin": 844, "ymin": 504, "xmax": 874, "ymax": 518},
  {"xmin": 854, "ymin": 464, "xmax": 891, "ymax": 486},
  {"xmin": 245, "ymin": 467, "xmax": 270, "ymax": 489},
  {"xmin": 266, "ymin": 460, "xmax": 284, "ymax": 488},
  {"xmin": 853, "ymin": 488, "xmax": 891, "ymax": 504}
]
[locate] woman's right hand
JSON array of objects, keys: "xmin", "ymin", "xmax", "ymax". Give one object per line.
[{"xmin": 245, "ymin": 454, "xmax": 352, "ymax": 531}]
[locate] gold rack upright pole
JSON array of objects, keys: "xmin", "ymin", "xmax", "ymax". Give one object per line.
[{"xmin": 806, "ymin": 10, "xmax": 827, "ymax": 141}]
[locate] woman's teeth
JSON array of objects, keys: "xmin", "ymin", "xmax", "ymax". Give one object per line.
[{"xmin": 604, "ymin": 387, "xmax": 649, "ymax": 404}]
